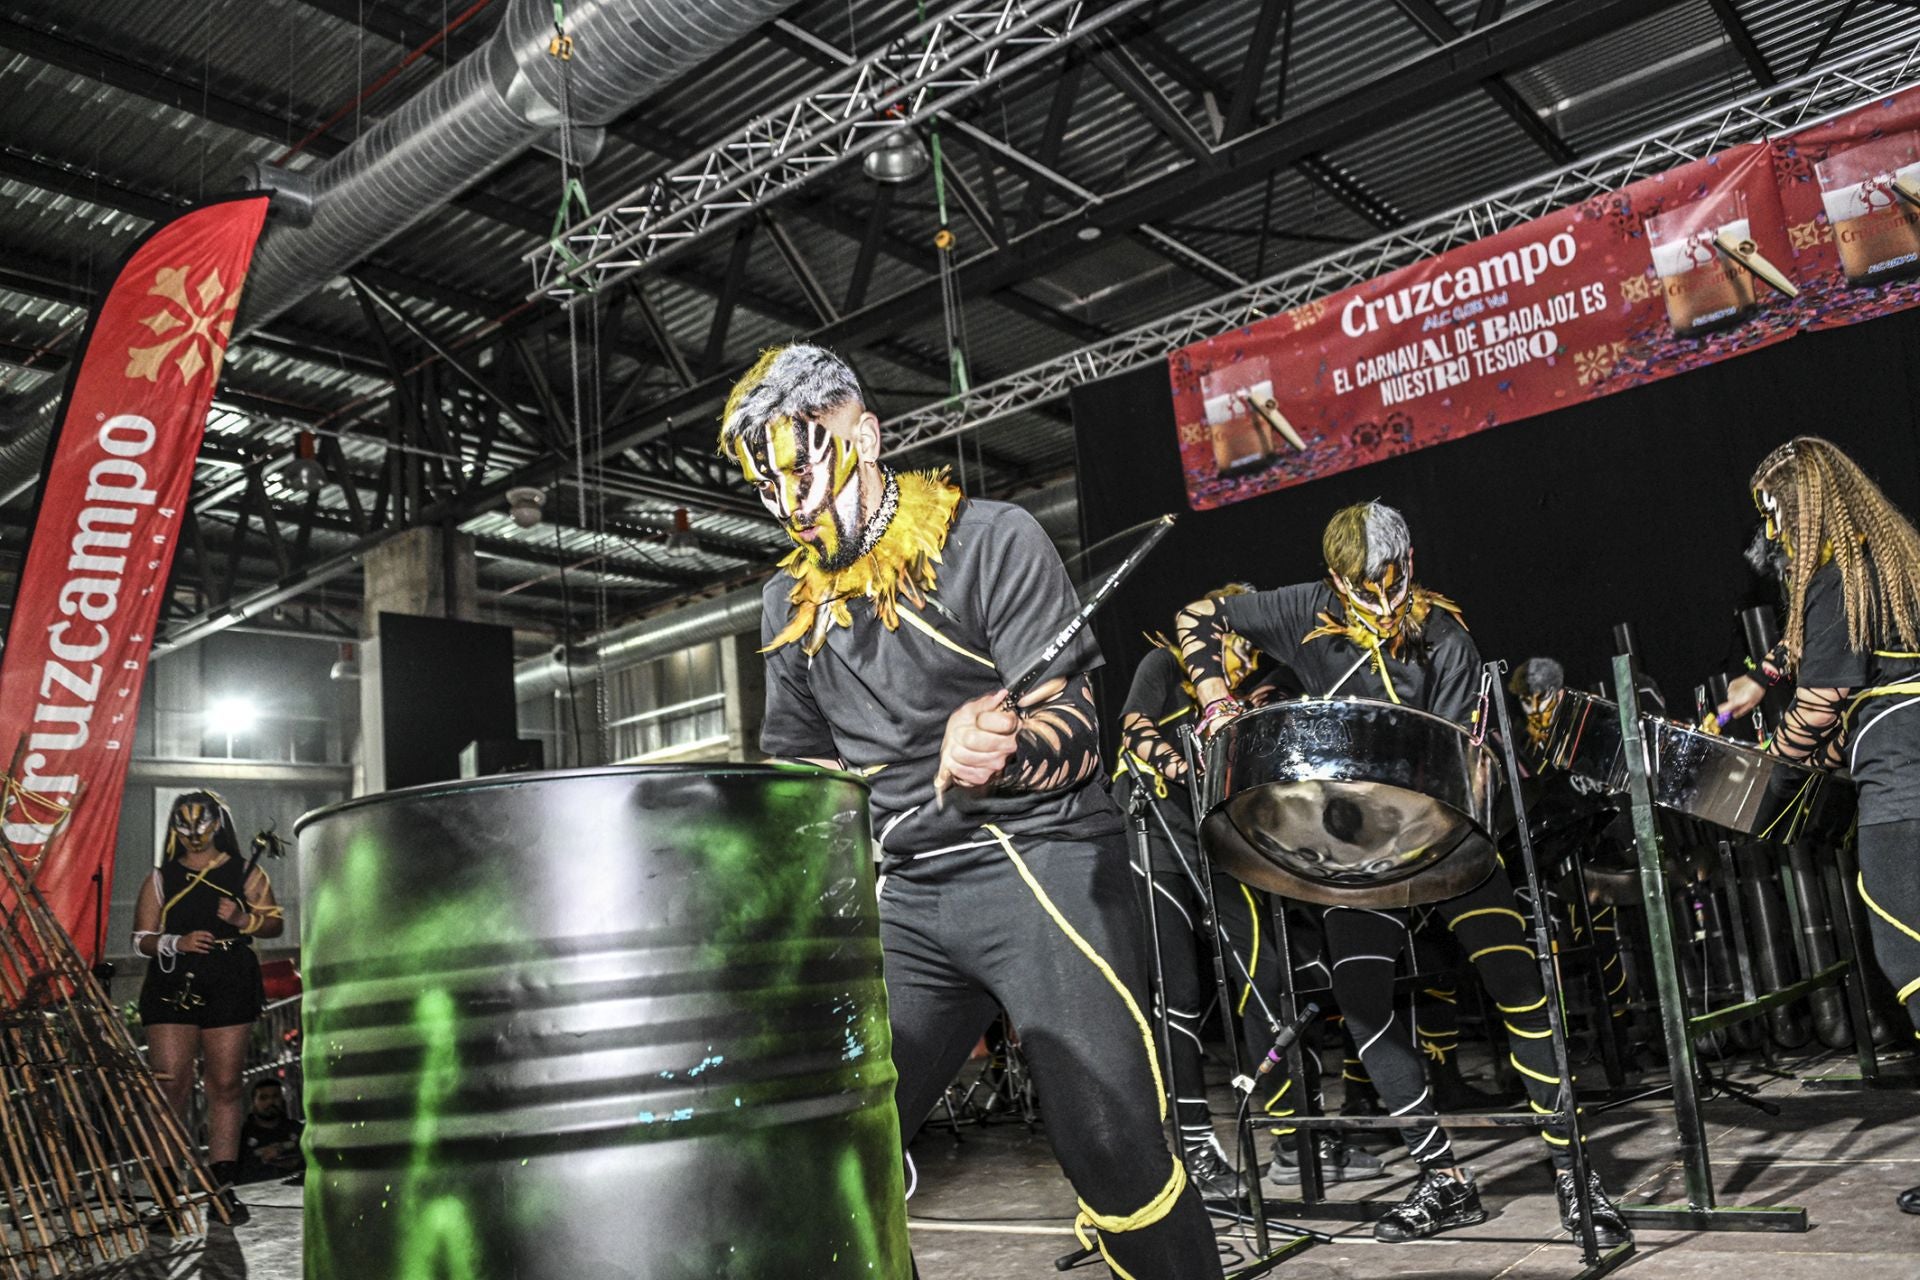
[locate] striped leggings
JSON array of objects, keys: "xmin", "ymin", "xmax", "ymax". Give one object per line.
[{"xmin": 1321, "ymin": 862, "xmax": 1577, "ymax": 1171}]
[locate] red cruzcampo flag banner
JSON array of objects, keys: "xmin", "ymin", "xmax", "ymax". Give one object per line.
[
  {"xmin": 0, "ymin": 195, "xmax": 269, "ymax": 961},
  {"xmin": 1172, "ymin": 85, "xmax": 1920, "ymax": 512}
]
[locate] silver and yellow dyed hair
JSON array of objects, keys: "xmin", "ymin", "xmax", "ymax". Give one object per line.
[
  {"xmin": 1509, "ymin": 657, "xmax": 1565, "ymax": 697},
  {"xmin": 1322, "ymin": 500, "xmax": 1412, "ymax": 584},
  {"xmin": 718, "ymin": 344, "xmax": 864, "ymax": 454}
]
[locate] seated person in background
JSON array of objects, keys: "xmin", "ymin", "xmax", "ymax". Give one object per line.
[{"xmin": 238, "ymin": 1078, "xmax": 304, "ymax": 1184}]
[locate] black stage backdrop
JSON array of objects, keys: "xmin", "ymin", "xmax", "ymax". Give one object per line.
[{"xmin": 1072, "ymin": 304, "xmax": 1920, "ymax": 751}]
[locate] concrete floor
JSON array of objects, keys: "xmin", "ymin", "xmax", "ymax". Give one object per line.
[{"xmin": 139, "ymin": 1052, "xmax": 1920, "ymax": 1278}]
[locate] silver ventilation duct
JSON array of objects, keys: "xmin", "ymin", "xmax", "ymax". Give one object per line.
[
  {"xmin": 0, "ymin": 0, "xmax": 799, "ymax": 503},
  {"xmin": 516, "ymin": 480, "xmax": 1083, "ymax": 697}
]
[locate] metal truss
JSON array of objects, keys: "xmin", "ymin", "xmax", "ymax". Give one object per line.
[
  {"xmin": 881, "ymin": 28, "xmax": 1920, "ymax": 454},
  {"xmin": 524, "ymin": 0, "xmax": 1151, "ymax": 299}
]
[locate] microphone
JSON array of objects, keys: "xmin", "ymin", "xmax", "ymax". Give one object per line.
[{"xmin": 1237, "ymin": 1001, "xmax": 1320, "ymax": 1094}]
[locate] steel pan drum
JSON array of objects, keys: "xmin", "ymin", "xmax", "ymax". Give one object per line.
[
  {"xmin": 295, "ymin": 765, "xmax": 911, "ymax": 1280},
  {"xmin": 1200, "ymin": 698, "xmax": 1500, "ymax": 908},
  {"xmin": 1546, "ymin": 690, "xmax": 1822, "ymax": 835}
]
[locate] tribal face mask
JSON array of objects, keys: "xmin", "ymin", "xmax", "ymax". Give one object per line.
[
  {"xmin": 1333, "ymin": 554, "xmax": 1415, "ymax": 640},
  {"xmin": 734, "ymin": 414, "xmax": 866, "ymax": 571},
  {"xmin": 168, "ymin": 796, "xmax": 222, "ymax": 851}
]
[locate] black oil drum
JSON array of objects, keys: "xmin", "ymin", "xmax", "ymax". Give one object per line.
[{"xmin": 295, "ymin": 765, "xmax": 910, "ymax": 1279}]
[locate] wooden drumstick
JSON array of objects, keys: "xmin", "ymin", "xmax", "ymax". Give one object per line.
[
  {"xmin": 1712, "ymin": 230, "xmax": 1798, "ymax": 299},
  {"xmin": 1894, "ymin": 175, "xmax": 1920, "ymax": 214},
  {"xmin": 1240, "ymin": 392, "xmax": 1307, "ymax": 453}
]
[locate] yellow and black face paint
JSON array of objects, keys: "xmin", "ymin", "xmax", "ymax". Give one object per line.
[
  {"xmin": 1341, "ymin": 558, "xmax": 1415, "ymax": 639},
  {"xmin": 732, "ymin": 415, "xmax": 865, "ymax": 570},
  {"xmin": 1755, "ymin": 487, "xmax": 1783, "ymax": 546},
  {"xmin": 166, "ymin": 797, "xmax": 222, "ymax": 859},
  {"xmin": 1520, "ymin": 689, "xmax": 1561, "ymax": 748}
]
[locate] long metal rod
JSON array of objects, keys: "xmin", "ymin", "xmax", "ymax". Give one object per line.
[
  {"xmin": 528, "ymin": 0, "xmax": 1152, "ymax": 296},
  {"xmin": 1488, "ymin": 660, "xmax": 1612, "ymax": 1269},
  {"xmin": 1612, "ymin": 653, "xmax": 1809, "ymax": 1233},
  {"xmin": 1613, "ymin": 654, "xmax": 1714, "ymax": 1207}
]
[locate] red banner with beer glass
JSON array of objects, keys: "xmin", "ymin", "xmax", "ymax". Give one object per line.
[
  {"xmin": 1173, "ymin": 85, "xmax": 1920, "ymax": 511},
  {"xmin": 0, "ymin": 195, "xmax": 269, "ymax": 961}
]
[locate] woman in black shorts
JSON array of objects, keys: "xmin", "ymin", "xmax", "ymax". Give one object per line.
[{"xmin": 130, "ymin": 791, "xmax": 284, "ymax": 1223}]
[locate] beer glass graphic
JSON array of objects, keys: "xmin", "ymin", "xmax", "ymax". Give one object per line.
[
  {"xmin": 1200, "ymin": 358, "xmax": 1282, "ymax": 478},
  {"xmin": 1816, "ymin": 134, "xmax": 1920, "ymax": 286},
  {"xmin": 1646, "ymin": 191, "xmax": 1760, "ymax": 337}
]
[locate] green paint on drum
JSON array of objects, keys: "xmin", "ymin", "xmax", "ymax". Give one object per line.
[{"xmin": 296, "ymin": 766, "xmax": 910, "ymax": 1280}]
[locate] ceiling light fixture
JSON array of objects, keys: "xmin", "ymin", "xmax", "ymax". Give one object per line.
[
  {"xmin": 863, "ymin": 127, "xmax": 930, "ymax": 185},
  {"xmin": 665, "ymin": 507, "xmax": 699, "ymax": 558}
]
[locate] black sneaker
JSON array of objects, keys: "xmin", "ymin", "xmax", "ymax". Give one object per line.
[
  {"xmin": 1181, "ymin": 1142, "xmax": 1243, "ymax": 1205},
  {"xmin": 1900, "ymin": 1184, "xmax": 1920, "ymax": 1215},
  {"xmin": 1554, "ymin": 1168, "xmax": 1629, "ymax": 1247},
  {"xmin": 1373, "ymin": 1167, "xmax": 1488, "ymax": 1242},
  {"xmin": 1264, "ymin": 1134, "xmax": 1385, "ymax": 1186}
]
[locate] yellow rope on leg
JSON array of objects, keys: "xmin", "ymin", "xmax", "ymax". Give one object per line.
[
  {"xmin": 986, "ymin": 823, "xmax": 1187, "ymax": 1277},
  {"xmin": 1073, "ymin": 1159, "xmax": 1189, "ymax": 1280}
]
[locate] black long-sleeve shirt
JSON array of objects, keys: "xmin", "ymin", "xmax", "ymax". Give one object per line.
[
  {"xmin": 760, "ymin": 500, "xmax": 1123, "ymax": 861},
  {"xmin": 1199, "ymin": 582, "xmax": 1483, "ymax": 726}
]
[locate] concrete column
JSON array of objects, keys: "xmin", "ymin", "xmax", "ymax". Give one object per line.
[
  {"xmin": 722, "ymin": 631, "xmax": 765, "ymax": 762},
  {"xmin": 357, "ymin": 526, "xmax": 479, "ymax": 794}
]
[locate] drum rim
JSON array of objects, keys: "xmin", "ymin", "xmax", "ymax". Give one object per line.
[{"xmin": 294, "ymin": 762, "xmax": 871, "ymax": 833}]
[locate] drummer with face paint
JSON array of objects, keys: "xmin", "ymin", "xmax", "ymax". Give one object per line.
[
  {"xmin": 1175, "ymin": 501, "xmax": 1632, "ymax": 1248},
  {"xmin": 1718, "ymin": 436, "xmax": 1920, "ymax": 1218},
  {"xmin": 722, "ymin": 344, "xmax": 1220, "ymax": 1279}
]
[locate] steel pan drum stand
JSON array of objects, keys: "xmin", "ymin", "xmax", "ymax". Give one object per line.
[
  {"xmin": 1608, "ymin": 655, "xmax": 1811, "ymax": 1233},
  {"xmin": 1059, "ymin": 760, "xmax": 1322, "ymax": 1277},
  {"xmin": 1195, "ymin": 666, "xmax": 1632, "ymax": 1279}
]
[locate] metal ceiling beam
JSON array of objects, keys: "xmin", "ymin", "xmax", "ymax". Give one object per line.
[
  {"xmin": 872, "ymin": 27, "xmax": 1920, "ymax": 454},
  {"xmin": 1087, "ymin": 36, "xmax": 1214, "ymax": 163},
  {"xmin": 0, "ymin": 259, "xmax": 395, "ymax": 380},
  {"xmin": 1387, "ymin": 0, "xmax": 1577, "ymax": 163},
  {"xmin": 387, "ymin": 0, "xmax": 1686, "ymax": 520},
  {"xmin": 0, "ymin": 16, "xmax": 348, "ymax": 157},
  {"xmin": 529, "ymin": 0, "xmax": 1153, "ymax": 296},
  {"xmin": 287, "ymin": 0, "xmax": 503, "ymax": 60},
  {"xmin": 588, "ymin": 0, "xmax": 1677, "ymax": 414},
  {"xmin": 0, "ymin": 147, "xmax": 507, "ymax": 319},
  {"xmin": 1224, "ymin": 0, "xmax": 1294, "ymax": 141},
  {"xmin": 1294, "ymin": 154, "xmax": 1405, "ymax": 230},
  {"xmin": 1706, "ymin": 0, "xmax": 1778, "ymax": 87}
]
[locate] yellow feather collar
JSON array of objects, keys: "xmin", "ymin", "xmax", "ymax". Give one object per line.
[
  {"xmin": 764, "ymin": 468, "xmax": 964, "ymax": 655},
  {"xmin": 1303, "ymin": 584, "xmax": 1464, "ymax": 659}
]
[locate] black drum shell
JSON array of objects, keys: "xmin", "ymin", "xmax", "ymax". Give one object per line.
[
  {"xmin": 294, "ymin": 765, "xmax": 911, "ymax": 1280},
  {"xmin": 1200, "ymin": 698, "xmax": 1499, "ymax": 908}
]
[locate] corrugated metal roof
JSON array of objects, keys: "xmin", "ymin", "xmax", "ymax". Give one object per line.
[{"xmin": 0, "ymin": 0, "xmax": 1889, "ymax": 630}]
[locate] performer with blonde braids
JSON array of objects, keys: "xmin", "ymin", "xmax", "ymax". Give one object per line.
[
  {"xmin": 722, "ymin": 343, "xmax": 1219, "ymax": 1278},
  {"xmin": 1174, "ymin": 502, "xmax": 1630, "ymax": 1247},
  {"xmin": 1718, "ymin": 436, "xmax": 1920, "ymax": 1215},
  {"xmin": 1115, "ymin": 595, "xmax": 1383, "ymax": 1201}
]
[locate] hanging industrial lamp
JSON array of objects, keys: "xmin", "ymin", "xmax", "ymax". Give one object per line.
[{"xmin": 863, "ymin": 127, "xmax": 930, "ymax": 184}]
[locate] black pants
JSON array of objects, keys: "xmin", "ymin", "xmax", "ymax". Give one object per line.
[
  {"xmin": 883, "ymin": 831, "xmax": 1221, "ymax": 1280},
  {"xmin": 1135, "ymin": 842, "xmax": 1296, "ymax": 1151},
  {"xmin": 1855, "ymin": 819, "xmax": 1920, "ymax": 1035},
  {"xmin": 1320, "ymin": 861, "xmax": 1576, "ymax": 1171}
]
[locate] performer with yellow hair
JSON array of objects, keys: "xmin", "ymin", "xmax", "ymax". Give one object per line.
[
  {"xmin": 723, "ymin": 344, "xmax": 1219, "ymax": 1278},
  {"xmin": 1719, "ymin": 436, "xmax": 1920, "ymax": 1215},
  {"xmin": 1174, "ymin": 502, "xmax": 1631, "ymax": 1248}
]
